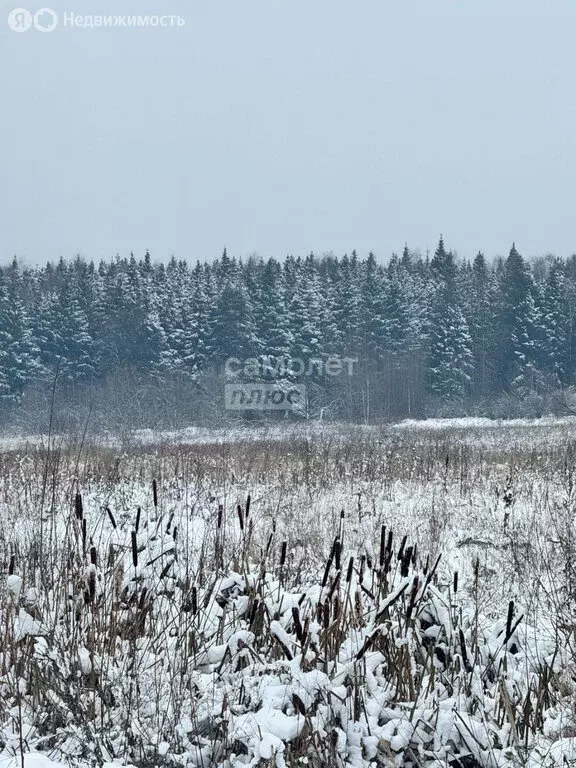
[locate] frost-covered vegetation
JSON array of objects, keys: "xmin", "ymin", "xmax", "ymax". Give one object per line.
[
  {"xmin": 1, "ymin": 420, "xmax": 576, "ymax": 767},
  {"xmin": 2, "ymin": 241, "xmax": 576, "ymax": 427}
]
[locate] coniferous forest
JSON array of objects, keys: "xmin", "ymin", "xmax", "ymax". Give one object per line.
[{"xmin": 1, "ymin": 237, "xmax": 576, "ymax": 429}]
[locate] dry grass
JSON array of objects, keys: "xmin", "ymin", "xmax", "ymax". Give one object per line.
[{"xmin": 0, "ymin": 425, "xmax": 575, "ymax": 767}]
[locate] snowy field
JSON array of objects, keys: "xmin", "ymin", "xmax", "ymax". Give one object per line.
[
  {"xmin": 3, "ymin": 414, "xmax": 576, "ymax": 452},
  {"xmin": 1, "ymin": 418, "xmax": 576, "ymax": 767}
]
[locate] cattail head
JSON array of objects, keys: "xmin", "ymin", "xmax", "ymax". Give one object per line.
[
  {"xmin": 131, "ymin": 531, "xmax": 138, "ymax": 567},
  {"xmin": 379, "ymin": 525, "xmax": 386, "ymax": 568},
  {"xmin": 346, "ymin": 556, "xmax": 354, "ymax": 583},
  {"xmin": 107, "ymin": 508, "xmax": 117, "ymax": 530},
  {"xmin": 191, "ymin": 585, "xmax": 198, "ymax": 615}
]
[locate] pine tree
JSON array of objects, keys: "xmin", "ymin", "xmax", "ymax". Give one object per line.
[
  {"xmin": 427, "ymin": 238, "xmax": 474, "ymax": 401},
  {"xmin": 210, "ymin": 277, "xmax": 257, "ymax": 366},
  {"xmin": 360, "ymin": 252, "xmax": 386, "ymax": 365},
  {"xmin": 497, "ymin": 244, "xmax": 541, "ymax": 390},
  {"xmin": 0, "ymin": 260, "xmax": 38, "ymax": 402},
  {"xmin": 255, "ymin": 258, "xmax": 292, "ymax": 371},
  {"xmin": 467, "ymin": 252, "xmax": 496, "ymax": 397},
  {"xmin": 539, "ymin": 259, "xmax": 568, "ymax": 385}
]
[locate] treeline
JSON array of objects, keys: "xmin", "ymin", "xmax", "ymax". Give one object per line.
[{"xmin": 1, "ymin": 239, "xmax": 575, "ymax": 428}]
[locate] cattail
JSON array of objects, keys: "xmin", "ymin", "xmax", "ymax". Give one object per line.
[
  {"xmin": 160, "ymin": 560, "xmax": 172, "ymax": 579},
  {"xmin": 453, "ymin": 571, "xmax": 458, "ymax": 593},
  {"xmin": 397, "ymin": 534, "xmax": 407, "ymax": 562},
  {"xmin": 323, "ymin": 600, "xmax": 330, "ymax": 629},
  {"xmin": 172, "ymin": 525, "xmax": 178, "ymax": 544},
  {"xmin": 302, "ymin": 616, "xmax": 310, "ymax": 645},
  {"xmin": 321, "ymin": 551, "xmax": 334, "ymax": 589},
  {"xmin": 505, "ymin": 600, "xmax": 514, "ymax": 642},
  {"xmin": 327, "ymin": 572, "xmax": 340, "ymax": 601},
  {"xmin": 346, "ymin": 556, "xmax": 354, "ymax": 583},
  {"xmin": 280, "ymin": 541, "xmax": 287, "ymax": 566},
  {"xmin": 237, "ymin": 504, "xmax": 244, "ymax": 532},
  {"xmin": 355, "ymin": 589, "xmax": 363, "ymax": 622},
  {"xmin": 385, "ymin": 530, "xmax": 394, "ymax": 572},
  {"xmin": 459, "ymin": 628, "xmax": 471, "ymax": 671},
  {"xmin": 401, "ymin": 545, "xmax": 413, "ymax": 577},
  {"xmin": 90, "ymin": 546, "xmax": 97, "ymax": 566},
  {"xmin": 8, "ymin": 554, "xmax": 15, "ymax": 576},
  {"xmin": 217, "ymin": 504, "xmax": 223, "ymax": 529},
  {"xmin": 82, "ymin": 519, "xmax": 87, "ymax": 551},
  {"xmin": 292, "ymin": 693, "xmax": 306, "ymax": 717},
  {"xmin": 135, "ymin": 507, "xmax": 141, "ymax": 533},
  {"xmin": 191, "ymin": 585, "xmax": 198, "ymax": 615},
  {"xmin": 152, "ymin": 479, "xmax": 158, "ymax": 508},
  {"xmin": 245, "ymin": 494, "xmax": 251, "ymax": 519},
  {"xmin": 473, "ymin": 556, "xmax": 480, "ymax": 583},
  {"xmin": 331, "ymin": 538, "xmax": 341, "ymax": 571},
  {"xmin": 87, "ymin": 569, "xmax": 96, "ymax": 602},
  {"xmin": 333, "ymin": 593, "xmax": 341, "ymax": 621},
  {"xmin": 292, "ymin": 606, "xmax": 304, "ymax": 642},
  {"xmin": 75, "ymin": 492, "xmax": 83, "ymax": 520},
  {"xmin": 131, "ymin": 531, "xmax": 138, "ymax": 567},
  {"xmin": 107, "ymin": 507, "xmax": 117, "ymax": 529},
  {"xmin": 379, "ymin": 525, "xmax": 386, "ymax": 568},
  {"xmin": 249, "ymin": 597, "xmax": 259, "ymax": 626},
  {"xmin": 166, "ymin": 511, "xmax": 175, "ymax": 534}
]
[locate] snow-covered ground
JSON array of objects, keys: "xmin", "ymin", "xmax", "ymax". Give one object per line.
[
  {"xmin": 1, "ymin": 420, "xmax": 576, "ymax": 767},
  {"xmin": 2, "ymin": 413, "xmax": 576, "ymax": 453}
]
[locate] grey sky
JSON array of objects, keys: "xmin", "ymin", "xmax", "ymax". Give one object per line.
[{"xmin": 1, "ymin": 0, "xmax": 575, "ymax": 266}]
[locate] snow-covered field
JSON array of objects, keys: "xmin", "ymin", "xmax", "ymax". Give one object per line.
[{"xmin": 1, "ymin": 418, "xmax": 576, "ymax": 767}]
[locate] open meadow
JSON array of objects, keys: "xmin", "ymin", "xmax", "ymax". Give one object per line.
[{"xmin": 2, "ymin": 418, "xmax": 576, "ymax": 768}]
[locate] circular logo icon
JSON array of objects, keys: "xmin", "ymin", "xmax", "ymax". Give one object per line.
[
  {"xmin": 7, "ymin": 8, "xmax": 32, "ymax": 31},
  {"xmin": 34, "ymin": 7, "xmax": 57, "ymax": 31}
]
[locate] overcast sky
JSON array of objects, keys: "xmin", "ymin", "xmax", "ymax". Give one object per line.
[{"xmin": 1, "ymin": 0, "xmax": 575, "ymax": 266}]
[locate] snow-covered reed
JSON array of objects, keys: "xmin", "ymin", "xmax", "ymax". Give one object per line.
[{"xmin": 1, "ymin": 421, "xmax": 575, "ymax": 767}]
